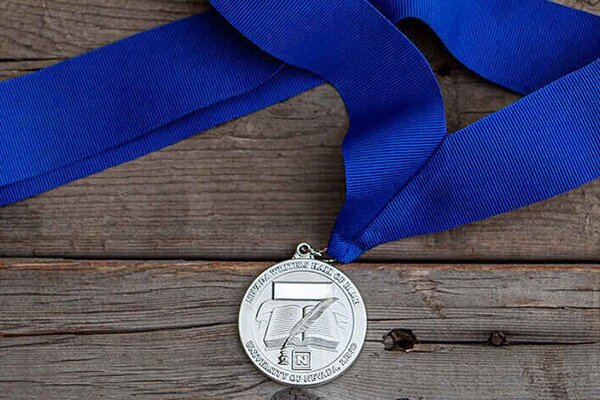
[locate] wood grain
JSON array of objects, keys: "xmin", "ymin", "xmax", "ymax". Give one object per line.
[
  {"xmin": 0, "ymin": 1, "xmax": 598, "ymax": 261},
  {"xmin": 1, "ymin": 259, "xmax": 599, "ymax": 400}
]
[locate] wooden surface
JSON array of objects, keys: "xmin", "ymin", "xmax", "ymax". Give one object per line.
[
  {"xmin": 1, "ymin": 260, "xmax": 599, "ymax": 400},
  {"xmin": 0, "ymin": 1, "xmax": 599, "ymax": 399}
]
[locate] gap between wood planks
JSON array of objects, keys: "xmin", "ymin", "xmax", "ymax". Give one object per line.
[{"xmin": 3, "ymin": 326, "xmax": 598, "ymax": 348}]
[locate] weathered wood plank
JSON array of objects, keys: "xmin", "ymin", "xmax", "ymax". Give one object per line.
[
  {"xmin": 1, "ymin": 260, "xmax": 599, "ymax": 342},
  {"xmin": 1, "ymin": 260, "xmax": 599, "ymax": 399},
  {"xmin": 0, "ymin": 0, "xmax": 597, "ymax": 60},
  {"xmin": 0, "ymin": 0, "xmax": 598, "ymax": 261},
  {"xmin": 0, "ymin": 0, "xmax": 209, "ymax": 59},
  {"xmin": 2, "ymin": 333, "xmax": 598, "ymax": 400}
]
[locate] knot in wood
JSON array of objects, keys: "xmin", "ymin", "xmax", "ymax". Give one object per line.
[
  {"xmin": 489, "ymin": 331, "xmax": 508, "ymax": 346},
  {"xmin": 383, "ymin": 328, "xmax": 417, "ymax": 351}
]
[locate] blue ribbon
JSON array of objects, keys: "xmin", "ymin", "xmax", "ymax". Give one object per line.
[{"xmin": 1, "ymin": 1, "xmax": 598, "ymax": 262}]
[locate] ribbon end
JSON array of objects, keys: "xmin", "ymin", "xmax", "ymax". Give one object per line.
[{"xmin": 327, "ymin": 234, "xmax": 364, "ymax": 264}]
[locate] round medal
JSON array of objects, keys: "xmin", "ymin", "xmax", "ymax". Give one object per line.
[{"xmin": 239, "ymin": 244, "xmax": 367, "ymax": 386}]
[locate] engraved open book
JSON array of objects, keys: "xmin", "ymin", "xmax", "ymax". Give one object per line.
[
  {"xmin": 264, "ymin": 303, "xmax": 340, "ymax": 350},
  {"xmin": 256, "ymin": 282, "xmax": 349, "ymax": 352}
]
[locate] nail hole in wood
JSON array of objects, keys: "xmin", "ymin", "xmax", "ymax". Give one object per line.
[
  {"xmin": 489, "ymin": 331, "xmax": 507, "ymax": 346},
  {"xmin": 383, "ymin": 328, "xmax": 417, "ymax": 351},
  {"xmin": 270, "ymin": 388, "xmax": 322, "ymax": 400}
]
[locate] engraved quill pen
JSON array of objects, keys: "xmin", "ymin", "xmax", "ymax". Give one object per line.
[{"xmin": 281, "ymin": 297, "xmax": 338, "ymax": 350}]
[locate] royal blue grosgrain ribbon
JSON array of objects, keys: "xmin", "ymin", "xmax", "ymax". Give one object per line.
[{"xmin": 0, "ymin": 1, "xmax": 598, "ymax": 262}]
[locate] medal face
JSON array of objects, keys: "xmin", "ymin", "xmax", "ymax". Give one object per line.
[{"xmin": 239, "ymin": 257, "xmax": 367, "ymax": 386}]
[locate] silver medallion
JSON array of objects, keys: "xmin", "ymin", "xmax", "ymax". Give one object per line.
[{"xmin": 239, "ymin": 243, "xmax": 367, "ymax": 386}]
